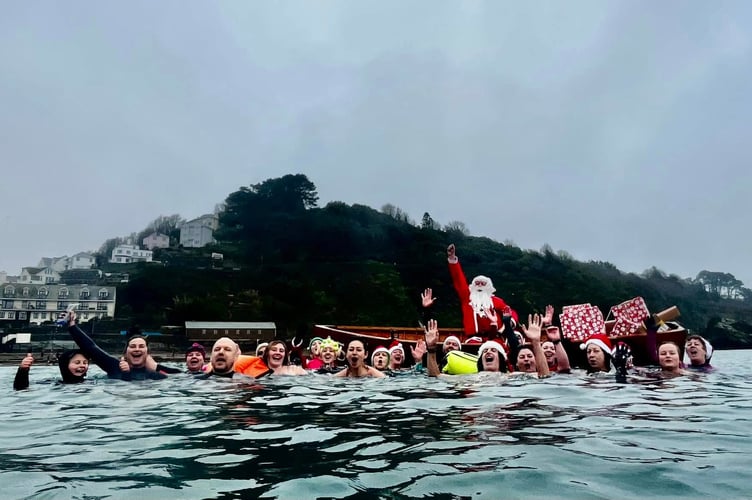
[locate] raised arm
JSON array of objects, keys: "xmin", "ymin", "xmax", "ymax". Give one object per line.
[
  {"xmin": 447, "ymin": 244, "xmax": 470, "ymax": 303},
  {"xmin": 419, "ymin": 288, "xmax": 437, "ymax": 326},
  {"xmin": 13, "ymin": 353, "xmax": 33, "ymax": 390},
  {"xmin": 67, "ymin": 312, "xmax": 120, "ymax": 376},
  {"xmin": 521, "ymin": 314, "xmax": 551, "ymax": 378},
  {"xmin": 424, "ymin": 319, "xmax": 441, "ymax": 377},
  {"xmin": 545, "ymin": 323, "xmax": 571, "ymax": 373}
]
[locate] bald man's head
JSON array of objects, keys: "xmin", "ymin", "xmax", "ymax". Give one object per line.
[{"xmin": 210, "ymin": 337, "xmax": 240, "ymax": 374}]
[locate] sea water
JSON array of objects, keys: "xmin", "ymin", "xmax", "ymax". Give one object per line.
[{"xmin": 1, "ymin": 351, "xmax": 751, "ymax": 500}]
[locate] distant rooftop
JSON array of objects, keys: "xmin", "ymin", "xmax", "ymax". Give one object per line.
[{"xmin": 185, "ymin": 321, "xmax": 276, "ymax": 329}]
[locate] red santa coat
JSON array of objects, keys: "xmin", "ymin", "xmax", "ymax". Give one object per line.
[{"xmin": 449, "ymin": 259, "xmax": 519, "ymax": 337}]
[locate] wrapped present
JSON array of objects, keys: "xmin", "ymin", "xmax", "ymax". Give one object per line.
[
  {"xmin": 610, "ymin": 315, "xmax": 643, "ymax": 337},
  {"xmin": 559, "ymin": 303, "xmax": 605, "ymax": 342},
  {"xmin": 609, "ymin": 297, "xmax": 650, "ymax": 324}
]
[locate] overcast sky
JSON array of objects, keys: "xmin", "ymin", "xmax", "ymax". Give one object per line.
[{"xmin": 2, "ymin": 1, "xmax": 750, "ymax": 287}]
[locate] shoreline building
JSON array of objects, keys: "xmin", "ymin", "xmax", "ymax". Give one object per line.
[
  {"xmin": 180, "ymin": 214, "xmax": 219, "ymax": 248},
  {"xmin": 1, "ymin": 283, "xmax": 117, "ymax": 325},
  {"xmin": 110, "ymin": 244, "xmax": 153, "ymax": 264}
]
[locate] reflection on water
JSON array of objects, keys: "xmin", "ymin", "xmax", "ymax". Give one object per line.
[{"xmin": 2, "ymin": 351, "xmax": 752, "ymax": 499}]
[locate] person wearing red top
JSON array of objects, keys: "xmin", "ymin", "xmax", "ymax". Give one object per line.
[{"xmin": 446, "ymin": 243, "xmax": 519, "ymax": 339}]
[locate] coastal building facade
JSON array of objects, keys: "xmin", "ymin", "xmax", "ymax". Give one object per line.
[
  {"xmin": 20, "ymin": 267, "xmax": 61, "ymax": 284},
  {"xmin": 110, "ymin": 244, "xmax": 153, "ymax": 264},
  {"xmin": 143, "ymin": 232, "xmax": 170, "ymax": 250},
  {"xmin": 1, "ymin": 283, "xmax": 117, "ymax": 325},
  {"xmin": 180, "ymin": 214, "xmax": 219, "ymax": 248}
]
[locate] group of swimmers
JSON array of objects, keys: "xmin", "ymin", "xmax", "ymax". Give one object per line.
[{"xmin": 12, "ymin": 300, "xmax": 715, "ymax": 390}]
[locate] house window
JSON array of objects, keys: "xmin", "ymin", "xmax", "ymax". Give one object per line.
[
  {"xmin": 58, "ymin": 301, "xmax": 69, "ymax": 310},
  {"xmin": 96, "ymin": 302, "xmax": 107, "ymax": 311},
  {"xmin": 59, "ymin": 287, "xmax": 69, "ymax": 298},
  {"xmin": 32, "ymin": 312, "xmax": 39, "ymax": 319},
  {"xmin": 39, "ymin": 287, "xmax": 48, "ymax": 297},
  {"xmin": 80, "ymin": 289, "xmax": 90, "ymax": 299},
  {"xmin": 19, "ymin": 312, "xmax": 27, "ymax": 320},
  {"xmin": 0, "ymin": 312, "xmax": 4, "ymax": 318},
  {"xmin": 202, "ymin": 329, "xmax": 206, "ymax": 335},
  {"xmin": 36, "ymin": 301, "xmax": 46, "ymax": 309},
  {"xmin": 2, "ymin": 300, "xmax": 13, "ymax": 309},
  {"xmin": 22, "ymin": 287, "xmax": 30, "ymax": 297},
  {"xmin": 98, "ymin": 289, "xmax": 109, "ymax": 299},
  {"xmin": 3, "ymin": 286, "xmax": 14, "ymax": 296},
  {"xmin": 6, "ymin": 311, "xmax": 14, "ymax": 319},
  {"xmin": 22, "ymin": 301, "xmax": 30, "ymax": 308}
]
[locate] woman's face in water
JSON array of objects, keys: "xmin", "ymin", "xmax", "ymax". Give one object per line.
[
  {"xmin": 586, "ymin": 344, "xmax": 607, "ymax": 371},
  {"xmin": 321, "ymin": 346, "xmax": 336, "ymax": 364},
  {"xmin": 68, "ymin": 354, "xmax": 89, "ymax": 377},
  {"xmin": 347, "ymin": 341, "xmax": 366, "ymax": 368},
  {"xmin": 125, "ymin": 338, "xmax": 148, "ymax": 368},
  {"xmin": 658, "ymin": 343, "xmax": 681, "ymax": 370},
  {"xmin": 310, "ymin": 340, "xmax": 322, "ymax": 357},
  {"xmin": 372, "ymin": 351, "xmax": 389, "ymax": 370}
]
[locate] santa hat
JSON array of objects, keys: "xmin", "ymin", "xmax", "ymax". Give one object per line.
[
  {"xmin": 465, "ymin": 336, "xmax": 483, "ymax": 345},
  {"xmin": 478, "ymin": 340, "xmax": 507, "ymax": 360},
  {"xmin": 388, "ymin": 340, "xmax": 404, "ymax": 355},
  {"xmin": 580, "ymin": 334, "xmax": 613, "ymax": 356},
  {"xmin": 443, "ymin": 335, "xmax": 461, "ymax": 351},
  {"xmin": 185, "ymin": 342, "xmax": 206, "ymax": 358},
  {"xmin": 685, "ymin": 335, "xmax": 714, "ymax": 363},
  {"xmin": 371, "ymin": 346, "xmax": 390, "ymax": 364}
]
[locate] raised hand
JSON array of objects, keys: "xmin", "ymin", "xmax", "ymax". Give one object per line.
[
  {"xmin": 411, "ymin": 340, "xmax": 427, "ymax": 363},
  {"xmin": 545, "ymin": 326, "xmax": 561, "ymax": 343},
  {"xmin": 521, "ymin": 313, "xmax": 543, "ymax": 342},
  {"xmin": 613, "ymin": 342, "xmax": 632, "ymax": 370},
  {"xmin": 483, "ymin": 306, "xmax": 499, "ymax": 327},
  {"xmin": 20, "ymin": 353, "xmax": 34, "ymax": 369},
  {"xmin": 424, "ymin": 319, "xmax": 439, "ymax": 349},
  {"xmin": 421, "ymin": 288, "xmax": 437, "ymax": 308},
  {"xmin": 119, "ymin": 357, "xmax": 131, "ymax": 373},
  {"xmin": 447, "ymin": 244, "xmax": 458, "ymax": 263},
  {"xmin": 542, "ymin": 305, "xmax": 554, "ymax": 326},
  {"xmin": 67, "ymin": 310, "xmax": 78, "ymax": 327}
]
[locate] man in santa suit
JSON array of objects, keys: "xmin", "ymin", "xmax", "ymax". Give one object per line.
[{"xmin": 447, "ymin": 243, "xmax": 519, "ymax": 340}]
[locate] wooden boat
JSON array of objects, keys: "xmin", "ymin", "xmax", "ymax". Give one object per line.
[{"xmin": 313, "ymin": 320, "xmax": 688, "ymax": 369}]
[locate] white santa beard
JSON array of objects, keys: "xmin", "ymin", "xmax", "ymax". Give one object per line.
[{"xmin": 469, "ymin": 289, "xmax": 494, "ymax": 315}]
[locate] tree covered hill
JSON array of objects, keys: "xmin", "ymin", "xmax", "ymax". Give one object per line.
[{"xmin": 112, "ymin": 174, "xmax": 752, "ymax": 348}]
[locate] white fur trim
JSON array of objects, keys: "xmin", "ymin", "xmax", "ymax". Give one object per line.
[
  {"xmin": 580, "ymin": 338, "xmax": 612, "ymax": 356},
  {"xmin": 478, "ymin": 341, "xmax": 507, "ymax": 360}
]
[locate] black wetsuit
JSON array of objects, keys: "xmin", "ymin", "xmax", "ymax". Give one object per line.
[{"xmin": 68, "ymin": 324, "xmax": 166, "ymax": 380}]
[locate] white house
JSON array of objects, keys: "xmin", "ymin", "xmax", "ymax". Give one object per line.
[
  {"xmin": 37, "ymin": 256, "xmax": 70, "ymax": 273},
  {"xmin": 37, "ymin": 253, "xmax": 95, "ymax": 271},
  {"xmin": 142, "ymin": 232, "xmax": 170, "ymax": 250},
  {"xmin": 180, "ymin": 214, "xmax": 219, "ymax": 248},
  {"xmin": 20, "ymin": 267, "xmax": 61, "ymax": 284},
  {"xmin": 110, "ymin": 244, "xmax": 153, "ymax": 264}
]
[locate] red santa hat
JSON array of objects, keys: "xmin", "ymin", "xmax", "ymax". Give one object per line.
[
  {"xmin": 580, "ymin": 334, "xmax": 613, "ymax": 356},
  {"xmin": 388, "ymin": 340, "xmax": 404, "ymax": 355},
  {"xmin": 465, "ymin": 336, "xmax": 483, "ymax": 345},
  {"xmin": 478, "ymin": 340, "xmax": 507, "ymax": 360},
  {"xmin": 371, "ymin": 346, "xmax": 390, "ymax": 364},
  {"xmin": 443, "ymin": 335, "xmax": 461, "ymax": 352}
]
